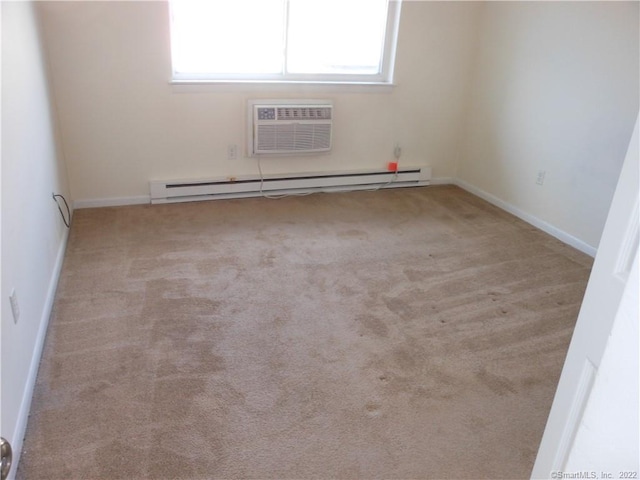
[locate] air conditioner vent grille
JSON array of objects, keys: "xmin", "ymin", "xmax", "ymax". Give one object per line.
[
  {"xmin": 277, "ymin": 107, "xmax": 332, "ymax": 120},
  {"xmin": 256, "ymin": 123, "xmax": 331, "ymax": 152}
]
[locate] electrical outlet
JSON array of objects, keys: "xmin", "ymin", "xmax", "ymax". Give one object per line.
[
  {"xmin": 393, "ymin": 143, "xmax": 402, "ymax": 160},
  {"xmin": 9, "ymin": 289, "xmax": 20, "ymax": 324},
  {"xmin": 536, "ymin": 170, "xmax": 546, "ymax": 186},
  {"xmin": 227, "ymin": 144, "xmax": 238, "ymax": 160}
]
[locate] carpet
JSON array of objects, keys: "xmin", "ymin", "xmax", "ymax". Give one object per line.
[{"xmin": 17, "ymin": 185, "xmax": 592, "ymax": 479}]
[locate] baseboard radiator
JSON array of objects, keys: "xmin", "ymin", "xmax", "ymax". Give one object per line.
[{"xmin": 149, "ymin": 166, "xmax": 431, "ymax": 204}]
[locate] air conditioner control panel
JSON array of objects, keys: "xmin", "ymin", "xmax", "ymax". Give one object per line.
[{"xmin": 257, "ymin": 108, "xmax": 276, "ymax": 121}]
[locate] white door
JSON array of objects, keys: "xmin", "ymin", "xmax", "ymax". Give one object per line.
[{"xmin": 531, "ymin": 114, "xmax": 639, "ymax": 477}]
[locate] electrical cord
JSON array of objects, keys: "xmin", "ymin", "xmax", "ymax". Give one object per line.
[
  {"xmin": 257, "ymin": 156, "xmax": 317, "ymax": 199},
  {"xmin": 256, "ymin": 144, "xmax": 402, "ymax": 199},
  {"xmin": 363, "ymin": 165, "xmax": 399, "ymax": 192},
  {"xmin": 362, "ymin": 144, "xmax": 401, "ymax": 192},
  {"xmin": 52, "ymin": 193, "xmax": 71, "ymax": 228}
]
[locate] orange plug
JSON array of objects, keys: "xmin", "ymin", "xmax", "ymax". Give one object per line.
[{"xmin": 387, "ymin": 161, "xmax": 398, "ymax": 172}]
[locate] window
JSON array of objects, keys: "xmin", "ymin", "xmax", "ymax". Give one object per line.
[{"xmin": 169, "ymin": 0, "xmax": 401, "ymax": 84}]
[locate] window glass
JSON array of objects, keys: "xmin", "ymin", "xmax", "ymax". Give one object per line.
[
  {"xmin": 286, "ymin": 0, "xmax": 388, "ymax": 75},
  {"xmin": 170, "ymin": 0, "xmax": 285, "ymax": 75},
  {"xmin": 169, "ymin": 0, "xmax": 400, "ymax": 84}
]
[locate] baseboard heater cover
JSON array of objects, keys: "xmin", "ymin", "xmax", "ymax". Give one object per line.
[{"xmin": 149, "ymin": 166, "xmax": 431, "ymax": 204}]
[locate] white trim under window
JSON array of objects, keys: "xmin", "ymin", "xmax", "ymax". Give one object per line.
[{"xmin": 169, "ymin": 0, "xmax": 402, "ymax": 86}]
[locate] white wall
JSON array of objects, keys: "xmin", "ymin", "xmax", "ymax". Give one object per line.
[
  {"xmin": 459, "ymin": 1, "xmax": 639, "ymax": 251},
  {"xmin": 36, "ymin": 1, "xmax": 481, "ymax": 205},
  {"xmin": 1, "ymin": 2, "xmax": 70, "ymax": 475}
]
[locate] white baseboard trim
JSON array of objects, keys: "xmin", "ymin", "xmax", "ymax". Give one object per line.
[
  {"xmin": 74, "ymin": 195, "xmax": 150, "ymax": 209},
  {"xmin": 10, "ymin": 227, "xmax": 69, "ymax": 480},
  {"xmin": 431, "ymin": 176, "xmax": 456, "ymax": 186},
  {"xmin": 452, "ymin": 178, "xmax": 597, "ymax": 257}
]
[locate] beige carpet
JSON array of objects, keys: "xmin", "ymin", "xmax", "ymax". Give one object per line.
[{"xmin": 18, "ymin": 185, "xmax": 592, "ymax": 480}]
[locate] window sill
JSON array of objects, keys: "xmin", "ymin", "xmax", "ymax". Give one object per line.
[{"xmin": 169, "ymin": 79, "xmax": 396, "ymax": 94}]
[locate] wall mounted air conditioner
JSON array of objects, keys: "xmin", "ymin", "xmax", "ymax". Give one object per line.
[{"xmin": 248, "ymin": 100, "xmax": 333, "ymax": 156}]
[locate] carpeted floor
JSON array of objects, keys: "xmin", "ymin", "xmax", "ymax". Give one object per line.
[{"xmin": 18, "ymin": 185, "xmax": 592, "ymax": 479}]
